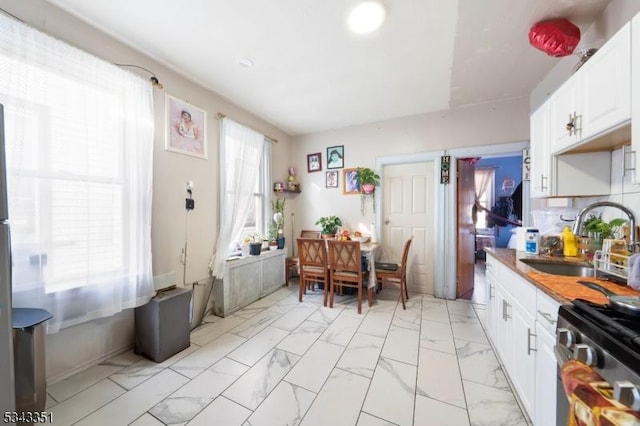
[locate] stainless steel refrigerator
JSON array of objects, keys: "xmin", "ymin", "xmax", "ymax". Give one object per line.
[{"xmin": 0, "ymin": 103, "xmax": 16, "ymax": 415}]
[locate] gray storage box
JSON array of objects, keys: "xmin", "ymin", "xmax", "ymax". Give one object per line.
[{"xmin": 134, "ymin": 287, "xmax": 191, "ymax": 362}]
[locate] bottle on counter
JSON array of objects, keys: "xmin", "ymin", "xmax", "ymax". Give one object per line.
[
  {"xmin": 525, "ymin": 228, "xmax": 540, "ymax": 254},
  {"xmin": 562, "ymin": 226, "xmax": 578, "ymax": 257}
]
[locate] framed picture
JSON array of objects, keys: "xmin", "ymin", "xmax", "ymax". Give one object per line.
[
  {"xmin": 327, "ymin": 145, "xmax": 344, "ymax": 169},
  {"xmin": 165, "ymin": 94, "xmax": 207, "ymax": 159},
  {"xmin": 326, "ymin": 171, "xmax": 339, "ymax": 188},
  {"xmin": 343, "ymin": 168, "xmax": 361, "ymax": 194},
  {"xmin": 307, "ymin": 152, "xmax": 322, "ymax": 173}
]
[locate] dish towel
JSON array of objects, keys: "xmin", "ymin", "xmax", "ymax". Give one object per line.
[
  {"xmin": 561, "ymin": 360, "xmax": 640, "ymax": 425},
  {"xmin": 628, "ymin": 253, "xmax": 640, "ymax": 291}
]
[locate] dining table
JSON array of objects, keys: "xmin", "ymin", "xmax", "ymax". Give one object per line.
[{"xmin": 359, "ymin": 242, "xmax": 382, "ymax": 289}]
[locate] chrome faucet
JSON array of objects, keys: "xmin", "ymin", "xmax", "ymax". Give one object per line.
[{"xmin": 572, "ymin": 201, "xmax": 638, "ymax": 253}]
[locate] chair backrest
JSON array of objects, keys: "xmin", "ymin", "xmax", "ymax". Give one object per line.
[
  {"xmin": 300, "ymin": 230, "xmax": 321, "ymax": 239},
  {"xmin": 400, "ymin": 237, "xmax": 414, "ymax": 275},
  {"xmin": 297, "ymin": 238, "xmax": 327, "ymax": 269},
  {"xmin": 327, "ymin": 240, "xmax": 362, "ymax": 274}
]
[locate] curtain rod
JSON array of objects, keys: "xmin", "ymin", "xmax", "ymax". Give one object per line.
[{"xmin": 217, "ymin": 112, "xmax": 278, "ymax": 143}]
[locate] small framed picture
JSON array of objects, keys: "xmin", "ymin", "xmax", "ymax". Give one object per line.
[
  {"xmin": 307, "ymin": 152, "xmax": 322, "ymax": 173},
  {"xmin": 343, "ymin": 168, "xmax": 361, "ymax": 194},
  {"xmin": 327, "ymin": 145, "xmax": 344, "ymax": 169},
  {"xmin": 326, "ymin": 171, "xmax": 339, "ymax": 188},
  {"xmin": 165, "ymin": 94, "xmax": 207, "ymax": 159}
]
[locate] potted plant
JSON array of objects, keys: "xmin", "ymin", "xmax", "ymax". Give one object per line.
[
  {"xmin": 272, "ymin": 197, "xmax": 286, "ymax": 249},
  {"xmin": 315, "ymin": 215, "xmax": 342, "ymax": 238},
  {"xmin": 247, "ymin": 233, "xmax": 264, "ymax": 255},
  {"xmin": 356, "ymin": 167, "xmax": 380, "ymax": 194},
  {"xmin": 582, "ymin": 214, "xmax": 627, "ymax": 240}
]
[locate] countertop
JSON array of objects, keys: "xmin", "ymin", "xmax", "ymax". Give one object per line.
[{"xmin": 484, "ymin": 248, "xmax": 640, "ymax": 305}]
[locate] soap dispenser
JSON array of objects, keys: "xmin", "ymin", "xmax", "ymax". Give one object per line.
[{"xmin": 562, "ymin": 226, "xmax": 578, "ymax": 257}]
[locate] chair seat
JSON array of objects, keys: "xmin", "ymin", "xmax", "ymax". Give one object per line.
[
  {"xmin": 302, "ymin": 265, "xmax": 326, "ymax": 275},
  {"xmin": 375, "ymin": 262, "xmax": 399, "ymax": 271}
]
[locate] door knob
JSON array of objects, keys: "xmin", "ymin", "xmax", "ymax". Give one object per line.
[{"xmin": 384, "ymin": 220, "xmax": 390, "ymax": 225}]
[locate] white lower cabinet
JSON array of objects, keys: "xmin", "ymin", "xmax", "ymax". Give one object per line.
[
  {"xmin": 534, "ymin": 324, "xmax": 558, "ymax": 426},
  {"xmin": 485, "ymin": 253, "xmax": 560, "ymax": 425}
]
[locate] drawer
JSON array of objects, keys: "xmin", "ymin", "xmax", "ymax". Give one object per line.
[{"xmin": 536, "ymin": 289, "xmax": 560, "ymax": 335}]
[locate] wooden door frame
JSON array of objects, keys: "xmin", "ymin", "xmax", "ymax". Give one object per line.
[
  {"xmin": 376, "ymin": 141, "xmax": 529, "ymax": 300},
  {"xmin": 446, "ymin": 141, "xmax": 529, "ymax": 300}
]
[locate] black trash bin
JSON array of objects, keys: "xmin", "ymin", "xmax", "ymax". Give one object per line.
[{"xmin": 12, "ymin": 308, "xmax": 52, "ymax": 413}]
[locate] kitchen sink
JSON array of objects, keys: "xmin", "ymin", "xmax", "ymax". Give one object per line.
[{"xmin": 520, "ymin": 259, "xmax": 595, "ymax": 277}]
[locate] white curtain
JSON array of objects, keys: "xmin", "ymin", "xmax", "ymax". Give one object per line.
[
  {"xmin": 0, "ymin": 14, "xmax": 154, "ymax": 332},
  {"xmin": 211, "ymin": 118, "xmax": 264, "ymax": 278},
  {"xmin": 474, "ymin": 167, "xmax": 495, "ymax": 228}
]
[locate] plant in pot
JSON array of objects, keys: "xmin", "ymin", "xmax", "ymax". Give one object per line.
[
  {"xmin": 356, "ymin": 167, "xmax": 380, "ymax": 194},
  {"xmin": 248, "ymin": 232, "xmax": 264, "ymax": 255},
  {"xmin": 582, "ymin": 214, "xmax": 627, "ymax": 253},
  {"xmin": 315, "ymin": 215, "xmax": 342, "ymax": 238},
  {"xmin": 272, "ymin": 197, "xmax": 286, "ymax": 249},
  {"xmin": 355, "ymin": 167, "xmax": 380, "ymax": 215}
]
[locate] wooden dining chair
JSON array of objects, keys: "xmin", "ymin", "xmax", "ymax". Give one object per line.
[
  {"xmin": 327, "ymin": 239, "xmax": 373, "ymax": 314},
  {"xmin": 286, "ymin": 230, "xmax": 321, "ymax": 286},
  {"xmin": 297, "ymin": 237, "xmax": 329, "ymax": 305},
  {"xmin": 376, "ymin": 237, "xmax": 413, "ymax": 310}
]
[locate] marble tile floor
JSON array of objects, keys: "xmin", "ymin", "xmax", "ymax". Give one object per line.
[{"xmin": 45, "ymin": 278, "xmax": 530, "ymax": 426}]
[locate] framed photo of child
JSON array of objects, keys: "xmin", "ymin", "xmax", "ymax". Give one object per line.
[{"xmin": 165, "ymin": 94, "xmax": 207, "ymax": 159}]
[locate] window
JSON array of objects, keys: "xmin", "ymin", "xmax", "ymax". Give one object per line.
[
  {"xmin": 214, "ymin": 118, "xmax": 269, "ymax": 268},
  {"xmin": 0, "ymin": 14, "xmax": 154, "ymax": 332},
  {"xmin": 238, "ymin": 141, "xmax": 272, "ymax": 246},
  {"xmin": 474, "ymin": 167, "xmax": 495, "ymax": 229}
]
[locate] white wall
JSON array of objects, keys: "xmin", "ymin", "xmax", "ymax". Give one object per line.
[
  {"xmin": 0, "ymin": 0, "xmax": 293, "ymax": 381},
  {"xmin": 290, "ymin": 97, "xmax": 530, "ymax": 238}
]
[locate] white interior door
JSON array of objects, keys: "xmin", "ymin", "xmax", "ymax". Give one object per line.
[{"xmin": 382, "ymin": 162, "xmax": 434, "ymax": 294}]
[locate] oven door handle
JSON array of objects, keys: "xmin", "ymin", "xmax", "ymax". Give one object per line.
[{"xmin": 554, "ymin": 344, "xmax": 572, "ymax": 366}]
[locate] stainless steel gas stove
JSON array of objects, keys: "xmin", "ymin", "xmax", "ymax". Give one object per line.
[{"xmin": 554, "ymin": 299, "xmax": 640, "ymax": 423}]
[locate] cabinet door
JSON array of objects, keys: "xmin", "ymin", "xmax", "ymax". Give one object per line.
[
  {"xmin": 581, "ymin": 22, "xmax": 631, "ymax": 141},
  {"xmin": 548, "ymin": 77, "xmax": 580, "ymax": 154},
  {"xmin": 632, "ymin": 13, "xmax": 640, "ymax": 185},
  {"xmin": 530, "ymin": 104, "xmax": 551, "ymax": 198},
  {"xmin": 493, "ymin": 283, "xmax": 510, "ymax": 366},
  {"xmin": 535, "ymin": 324, "xmax": 558, "ymax": 426},
  {"xmin": 485, "ymin": 264, "xmax": 497, "ymax": 339},
  {"xmin": 509, "ymin": 299, "xmax": 536, "ymax": 418}
]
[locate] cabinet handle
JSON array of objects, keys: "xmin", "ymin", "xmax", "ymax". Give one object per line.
[
  {"xmin": 540, "ymin": 174, "xmax": 547, "ymax": 191},
  {"xmin": 527, "ymin": 328, "xmax": 537, "ymax": 355},
  {"xmin": 489, "ymin": 284, "xmax": 495, "ymax": 300},
  {"xmin": 624, "ymin": 146, "xmax": 636, "ymax": 175},
  {"xmin": 566, "ymin": 112, "xmax": 581, "ymax": 136},
  {"xmin": 502, "ymin": 299, "xmax": 511, "ymax": 321},
  {"xmin": 537, "ymin": 310, "xmax": 557, "ymax": 325}
]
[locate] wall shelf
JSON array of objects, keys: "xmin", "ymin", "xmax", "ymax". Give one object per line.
[{"xmin": 274, "ymin": 189, "xmax": 301, "ymax": 194}]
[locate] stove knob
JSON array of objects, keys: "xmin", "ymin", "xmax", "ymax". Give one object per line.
[
  {"xmin": 573, "ymin": 344, "xmax": 597, "ymax": 366},
  {"xmin": 613, "ymin": 381, "xmax": 640, "ymax": 411},
  {"xmin": 557, "ymin": 328, "xmax": 576, "ymax": 348}
]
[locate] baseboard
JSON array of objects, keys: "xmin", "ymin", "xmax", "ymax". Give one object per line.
[{"xmin": 47, "ymin": 343, "xmax": 134, "ymax": 385}]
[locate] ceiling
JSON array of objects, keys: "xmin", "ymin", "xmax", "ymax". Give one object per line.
[{"xmin": 45, "ymin": 0, "xmax": 610, "ymax": 136}]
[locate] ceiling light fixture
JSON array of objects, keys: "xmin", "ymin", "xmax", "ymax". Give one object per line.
[{"xmin": 348, "ymin": 1, "xmax": 386, "ymax": 34}]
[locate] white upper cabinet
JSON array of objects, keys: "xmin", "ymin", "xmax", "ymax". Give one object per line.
[
  {"xmin": 548, "ymin": 76, "xmax": 581, "ymax": 153},
  {"xmin": 530, "ymin": 103, "xmax": 551, "ymax": 198},
  {"xmin": 547, "ymin": 21, "xmax": 631, "ymax": 156},
  {"xmin": 631, "ymin": 12, "xmax": 640, "ymax": 184},
  {"xmin": 580, "ymin": 23, "xmax": 631, "ymax": 141}
]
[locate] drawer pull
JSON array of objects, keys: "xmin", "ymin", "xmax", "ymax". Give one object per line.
[
  {"xmin": 538, "ymin": 310, "xmax": 557, "ymax": 325},
  {"xmin": 527, "ymin": 328, "xmax": 537, "ymax": 355}
]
